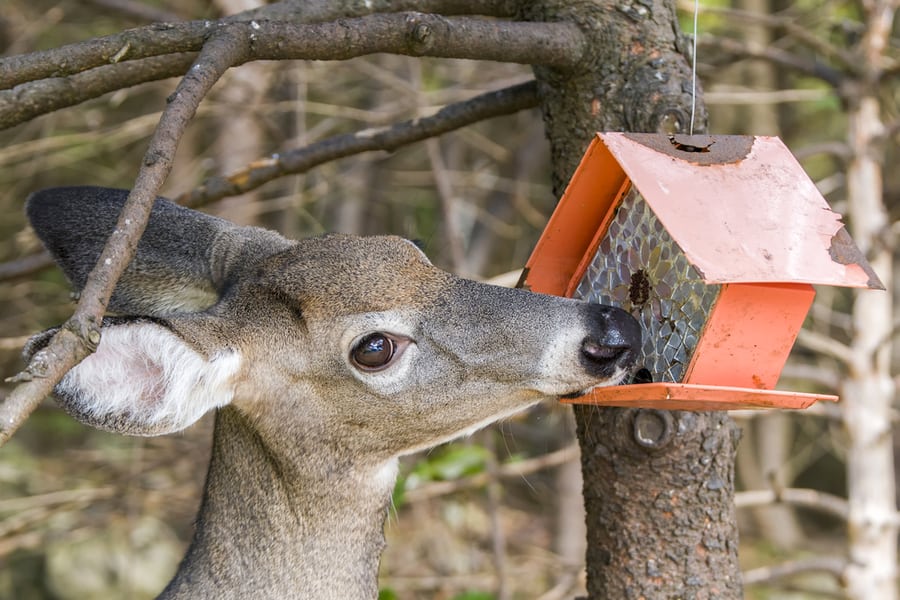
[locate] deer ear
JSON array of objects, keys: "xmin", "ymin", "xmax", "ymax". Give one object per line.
[
  {"xmin": 26, "ymin": 186, "xmax": 292, "ymax": 317},
  {"xmin": 32, "ymin": 319, "xmax": 241, "ymax": 436}
]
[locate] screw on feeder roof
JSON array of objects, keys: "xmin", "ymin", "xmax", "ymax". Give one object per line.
[{"xmin": 522, "ymin": 133, "xmax": 884, "ymax": 411}]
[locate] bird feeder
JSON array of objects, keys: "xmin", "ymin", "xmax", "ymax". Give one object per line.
[{"xmin": 522, "ymin": 133, "xmax": 883, "ymax": 411}]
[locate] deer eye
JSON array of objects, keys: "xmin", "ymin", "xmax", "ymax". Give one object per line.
[{"xmin": 350, "ymin": 333, "xmax": 406, "ymax": 372}]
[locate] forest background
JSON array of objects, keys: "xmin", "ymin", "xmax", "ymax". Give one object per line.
[{"xmin": 0, "ymin": 0, "xmax": 897, "ymax": 599}]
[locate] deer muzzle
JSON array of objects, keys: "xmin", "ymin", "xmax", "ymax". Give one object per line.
[{"xmin": 574, "ymin": 304, "xmax": 642, "ymax": 387}]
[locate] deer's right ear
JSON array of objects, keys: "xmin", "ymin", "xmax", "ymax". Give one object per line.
[
  {"xmin": 26, "ymin": 186, "xmax": 292, "ymax": 317},
  {"xmin": 27, "ymin": 319, "xmax": 241, "ymax": 436}
]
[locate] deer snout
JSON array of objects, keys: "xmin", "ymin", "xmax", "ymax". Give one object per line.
[{"xmin": 579, "ymin": 305, "xmax": 642, "ymax": 378}]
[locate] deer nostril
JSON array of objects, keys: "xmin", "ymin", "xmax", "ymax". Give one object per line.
[
  {"xmin": 581, "ymin": 338, "xmax": 627, "ymax": 362},
  {"xmin": 578, "ymin": 305, "xmax": 643, "ymax": 377}
]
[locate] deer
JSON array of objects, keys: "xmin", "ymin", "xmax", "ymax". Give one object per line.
[{"xmin": 22, "ymin": 185, "xmax": 642, "ymax": 599}]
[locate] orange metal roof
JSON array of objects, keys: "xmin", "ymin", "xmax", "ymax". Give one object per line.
[{"xmin": 595, "ymin": 133, "xmax": 882, "ymax": 289}]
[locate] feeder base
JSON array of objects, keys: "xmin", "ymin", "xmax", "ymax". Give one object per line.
[{"xmin": 561, "ymin": 382, "xmax": 837, "ymax": 411}]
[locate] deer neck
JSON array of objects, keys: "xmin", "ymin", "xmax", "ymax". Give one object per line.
[{"xmin": 158, "ymin": 406, "xmax": 397, "ymax": 600}]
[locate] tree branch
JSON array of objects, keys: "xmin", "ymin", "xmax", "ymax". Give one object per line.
[
  {"xmin": 83, "ymin": 0, "xmax": 184, "ymax": 23},
  {"xmin": 734, "ymin": 487, "xmax": 850, "ymax": 521},
  {"xmin": 699, "ymin": 35, "xmax": 844, "ymax": 88},
  {"xmin": 0, "ymin": 0, "xmax": 520, "ymax": 91},
  {"xmin": 403, "ymin": 444, "xmax": 578, "ymax": 503},
  {"xmin": 0, "ymin": 252, "xmax": 53, "ymax": 281},
  {"xmin": 1, "ymin": 14, "xmax": 582, "ymax": 90},
  {"xmin": 0, "ymin": 21, "xmax": 213, "ymax": 90},
  {"xmin": 681, "ymin": 1, "xmax": 861, "ymax": 75},
  {"xmin": 0, "ymin": 53, "xmax": 196, "ymax": 130},
  {"xmin": 1, "ymin": 14, "xmax": 580, "ymax": 130},
  {"xmin": 236, "ymin": 0, "xmax": 518, "ymax": 23},
  {"xmin": 176, "ymin": 80, "xmax": 539, "ymax": 207},
  {"xmin": 795, "ymin": 328, "xmax": 856, "ymax": 366},
  {"xmin": 0, "ymin": 27, "xmax": 250, "ymax": 446},
  {"xmin": 742, "ymin": 556, "xmax": 848, "ymax": 587}
]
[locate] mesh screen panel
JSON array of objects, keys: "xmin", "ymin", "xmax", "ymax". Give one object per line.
[{"xmin": 574, "ymin": 185, "xmax": 721, "ymax": 383}]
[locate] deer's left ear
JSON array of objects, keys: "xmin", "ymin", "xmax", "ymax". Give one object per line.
[
  {"xmin": 29, "ymin": 319, "xmax": 241, "ymax": 436},
  {"xmin": 26, "ymin": 186, "xmax": 293, "ymax": 317}
]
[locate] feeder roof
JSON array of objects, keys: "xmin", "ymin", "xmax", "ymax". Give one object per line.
[{"xmin": 595, "ymin": 133, "xmax": 882, "ymax": 289}]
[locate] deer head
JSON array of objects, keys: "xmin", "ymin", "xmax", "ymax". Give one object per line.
[{"xmin": 24, "ymin": 186, "xmax": 641, "ymax": 599}]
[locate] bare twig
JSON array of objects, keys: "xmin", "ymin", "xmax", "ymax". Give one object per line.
[
  {"xmin": 403, "ymin": 444, "xmax": 578, "ymax": 503},
  {"xmin": 0, "ymin": 53, "xmax": 196, "ymax": 129},
  {"xmin": 176, "ymin": 81, "xmax": 539, "ymax": 207},
  {"xmin": 680, "ymin": 1, "xmax": 861, "ymax": 74},
  {"xmin": 0, "ymin": 336, "xmax": 32, "ymax": 352},
  {"xmin": 795, "ymin": 328, "xmax": 856, "ymax": 366},
  {"xmin": 698, "ymin": 36, "xmax": 844, "ymax": 88},
  {"xmin": 0, "ymin": 486, "xmax": 115, "ymax": 513},
  {"xmin": 734, "ymin": 487, "xmax": 850, "ymax": 522},
  {"xmin": 0, "ymin": 27, "xmax": 251, "ymax": 446},
  {"xmin": 0, "ymin": 21, "xmax": 213, "ymax": 90},
  {"xmin": 0, "ymin": 251, "xmax": 53, "ymax": 281},
  {"xmin": 742, "ymin": 556, "xmax": 848, "ymax": 586},
  {"xmin": 82, "ymin": 0, "xmax": 184, "ymax": 23},
  {"xmin": 426, "ymin": 139, "xmax": 468, "ymax": 275}
]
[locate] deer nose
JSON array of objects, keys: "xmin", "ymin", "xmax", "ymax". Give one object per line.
[{"xmin": 580, "ymin": 305, "xmax": 642, "ymax": 375}]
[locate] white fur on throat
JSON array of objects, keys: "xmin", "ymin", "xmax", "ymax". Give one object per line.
[{"xmin": 58, "ymin": 323, "xmax": 241, "ymax": 434}]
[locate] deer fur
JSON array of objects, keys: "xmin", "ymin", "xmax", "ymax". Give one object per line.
[{"xmin": 24, "ymin": 186, "xmax": 641, "ymax": 599}]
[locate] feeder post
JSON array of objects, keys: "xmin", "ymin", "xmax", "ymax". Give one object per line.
[{"xmin": 523, "ymin": 1, "xmax": 742, "ymax": 598}]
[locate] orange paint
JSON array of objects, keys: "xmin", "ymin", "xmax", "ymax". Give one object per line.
[
  {"xmin": 522, "ymin": 140, "xmax": 626, "ymax": 296},
  {"xmin": 683, "ymin": 283, "xmax": 815, "ymax": 390}
]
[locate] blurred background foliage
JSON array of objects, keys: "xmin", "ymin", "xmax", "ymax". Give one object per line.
[{"xmin": 0, "ymin": 0, "xmax": 897, "ymax": 598}]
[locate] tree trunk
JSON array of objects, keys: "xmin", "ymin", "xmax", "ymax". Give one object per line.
[
  {"xmin": 842, "ymin": 3, "xmax": 897, "ymax": 594},
  {"xmin": 521, "ymin": 1, "xmax": 743, "ymax": 597}
]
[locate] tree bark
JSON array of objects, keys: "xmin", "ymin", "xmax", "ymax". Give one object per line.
[
  {"xmin": 521, "ymin": 1, "xmax": 743, "ymax": 597},
  {"xmin": 842, "ymin": 3, "xmax": 897, "ymax": 596}
]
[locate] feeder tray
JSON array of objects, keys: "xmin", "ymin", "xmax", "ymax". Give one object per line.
[{"xmin": 522, "ymin": 133, "xmax": 883, "ymax": 411}]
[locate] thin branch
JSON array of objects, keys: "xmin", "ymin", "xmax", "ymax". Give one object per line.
[
  {"xmin": 698, "ymin": 36, "xmax": 844, "ymax": 88},
  {"xmin": 680, "ymin": 1, "xmax": 861, "ymax": 74},
  {"xmin": 0, "ymin": 486, "xmax": 115, "ymax": 513},
  {"xmin": 0, "ymin": 251, "xmax": 53, "ymax": 281},
  {"xmin": 795, "ymin": 328, "xmax": 856, "ymax": 366},
  {"xmin": 0, "ymin": 54, "xmax": 196, "ymax": 130},
  {"xmin": 742, "ymin": 556, "xmax": 849, "ymax": 586},
  {"xmin": 0, "ymin": 27, "xmax": 250, "ymax": 446},
  {"xmin": 82, "ymin": 0, "xmax": 184, "ymax": 23},
  {"xmin": 780, "ymin": 362, "xmax": 842, "ymax": 392},
  {"xmin": 176, "ymin": 80, "xmax": 539, "ymax": 207},
  {"xmin": 734, "ymin": 487, "xmax": 850, "ymax": 521},
  {"xmin": 0, "ymin": 336, "xmax": 33, "ymax": 352},
  {"xmin": 402, "ymin": 444, "xmax": 578, "ymax": 503},
  {"xmin": 793, "ymin": 140, "xmax": 853, "ymax": 162}
]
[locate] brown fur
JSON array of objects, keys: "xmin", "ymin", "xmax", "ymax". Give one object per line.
[{"xmin": 26, "ymin": 186, "xmax": 641, "ymax": 599}]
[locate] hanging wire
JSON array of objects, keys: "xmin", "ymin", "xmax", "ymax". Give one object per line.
[{"xmin": 689, "ymin": 0, "xmax": 700, "ymax": 135}]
